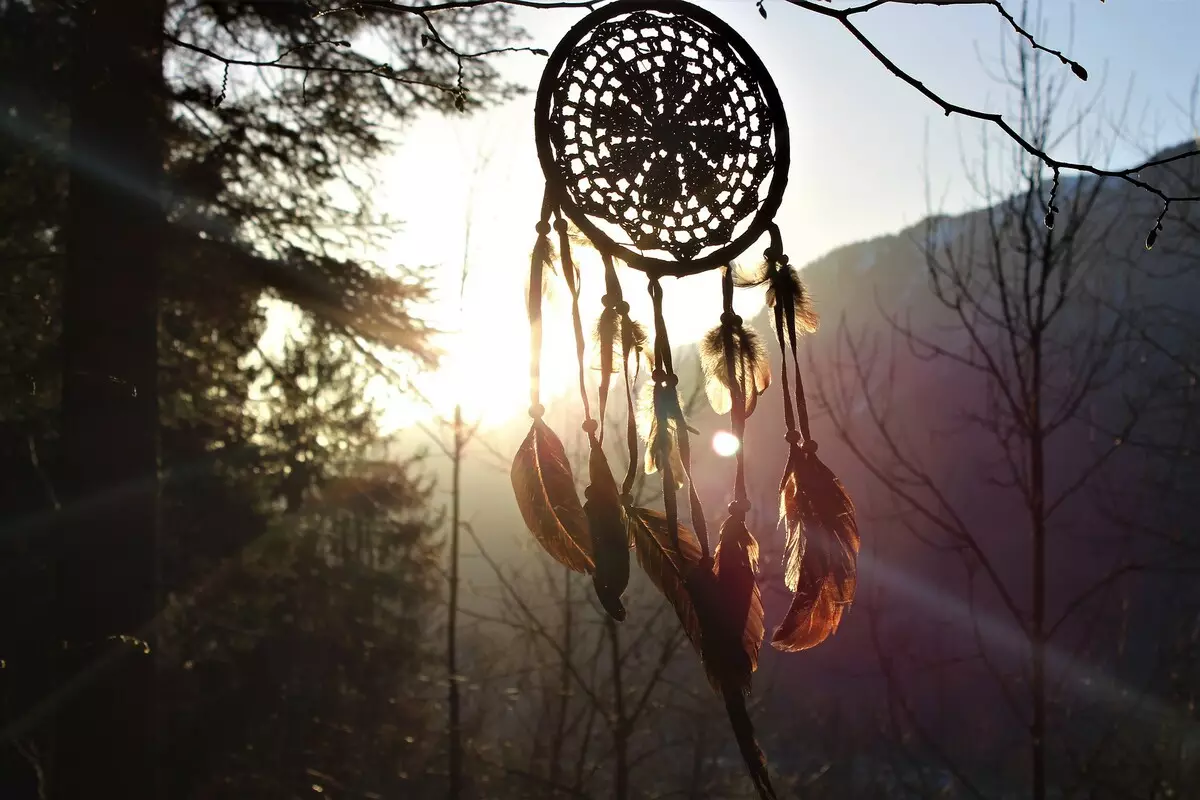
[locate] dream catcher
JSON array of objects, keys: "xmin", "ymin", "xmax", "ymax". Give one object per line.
[{"xmin": 511, "ymin": 2, "xmax": 858, "ymax": 796}]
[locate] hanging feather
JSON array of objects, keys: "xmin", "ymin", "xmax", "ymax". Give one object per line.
[
  {"xmin": 781, "ymin": 484, "xmax": 806, "ymax": 594},
  {"xmin": 687, "ymin": 517, "xmax": 774, "ymax": 800},
  {"xmin": 636, "ymin": 380, "xmax": 688, "ymax": 487},
  {"xmin": 586, "ymin": 439, "xmax": 629, "ymax": 621},
  {"xmin": 703, "ymin": 516, "xmax": 764, "ymax": 693},
  {"xmin": 767, "ymin": 263, "xmax": 820, "ymax": 336},
  {"xmin": 699, "ymin": 322, "xmax": 771, "ymax": 416},
  {"xmin": 626, "ymin": 507, "xmax": 704, "ymax": 650},
  {"xmin": 511, "ymin": 419, "xmax": 594, "ymax": 574},
  {"xmin": 772, "ymin": 443, "xmax": 859, "ymax": 652},
  {"xmin": 591, "ymin": 312, "xmax": 648, "ymax": 375},
  {"xmin": 628, "ymin": 507, "xmax": 775, "ymax": 799},
  {"xmin": 526, "ymin": 230, "xmax": 562, "ymax": 304},
  {"xmin": 627, "ymin": 508, "xmax": 775, "ymax": 799},
  {"xmin": 731, "ymin": 260, "xmax": 769, "ymax": 288}
]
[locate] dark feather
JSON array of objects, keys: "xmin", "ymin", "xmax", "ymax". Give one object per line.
[
  {"xmin": 708, "ymin": 517, "xmax": 765, "ymax": 693},
  {"xmin": 510, "ymin": 420, "xmax": 593, "ymax": 574},
  {"xmin": 627, "ymin": 507, "xmax": 704, "ymax": 650},
  {"xmin": 689, "ymin": 518, "xmax": 774, "ymax": 800},
  {"xmin": 586, "ymin": 440, "xmax": 629, "ymax": 621},
  {"xmin": 723, "ymin": 685, "xmax": 779, "ymax": 800},
  {"xmin": 699, "ymin": 325, "xmax": 771, "ymax": 416},
  {"xmin": 767, "ymin": 265, "xmax": 819, "ymax": 335},
  {"xmin": 632, "ymin": 506, "xmax": 775, "ymax": 800},
  {"xmin": 772, "ymin": 446, "xmax": 859, "ymax": 652}
]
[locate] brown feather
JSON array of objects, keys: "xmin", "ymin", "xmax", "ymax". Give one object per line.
[
  {"xmin": 779, "ymin": 448, "xmax": 805, "ymax": 594},
  {"xmin": 586, "ymin": 440, "xmax": 629, "ymax": 621},
  {"xmin": 627, "ymin": 507, "xmax": 704, "ymax": 651},
  {"xmin": 510, "ymin": 420, "xmax": 593, "ymax": 574},
  {"xmin": 771, "ymin": 446, "xmax": 859, "ymax": 652}
]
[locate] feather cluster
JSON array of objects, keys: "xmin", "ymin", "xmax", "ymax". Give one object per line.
[
  {"xmin": 772, "ymin": 444, "xmax": 859, "ymax": 652},
  {"xmin": 630, "ymin": 507, "xmax": 775, "ymax": 800},
  {"xmin": 508, "ymin": 422, "xmax": 633, "ymax": 623},
  {"xmin": 699, "ymin": 323, "xmax": 771, "ymax": 416},
  {"xmin": 514, "ymin": 226, "xmax": 852, "ymax": 800},
  {"xmin": 767, "ymin": 264, "xmax": 819, "ymax": 336}
]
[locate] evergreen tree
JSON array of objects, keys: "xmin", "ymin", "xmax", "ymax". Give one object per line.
[{"xmin": 0, "ymin": 0, "xmax": 521, "ymax": 793}]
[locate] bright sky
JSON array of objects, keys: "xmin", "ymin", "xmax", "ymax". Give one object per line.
[{"xmin": 348, "ymin": 0, "xmax": 1200, "ymax": 431}]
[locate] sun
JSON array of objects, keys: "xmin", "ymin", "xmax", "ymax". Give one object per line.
[
  {"xmin": 372, "ymin": 253, "xmax": 586, "ymax": 431},
  {"xmin": 371, "ymin": 249, "xmax": 770, "ymax": 433}
]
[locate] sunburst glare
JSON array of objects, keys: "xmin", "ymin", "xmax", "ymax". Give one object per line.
[{"xmin": 713, "ymin": 430, "xmax": 741, "ymax": 458}]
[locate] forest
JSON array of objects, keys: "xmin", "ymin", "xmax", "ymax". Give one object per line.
[{"xmin": 2, "ymin": 1, "xmax": 1199, "ymax": 799}]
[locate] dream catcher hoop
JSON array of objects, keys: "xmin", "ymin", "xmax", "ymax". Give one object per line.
[
  {"xmin": 512, "ymin": 3, "xmax": 858, "ymax": 797},
  {"xmin": 534, "ymin": 0, "xmax": 789, "ymax": 275}
]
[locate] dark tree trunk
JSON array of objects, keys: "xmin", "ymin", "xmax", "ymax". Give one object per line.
[
  {"xmin": 448, "ymin": 405, "xmax": 463, "ymax": 800},
  {"xmin": 54, "ymin": 0, "xmax": 165, "ymax": 797}
]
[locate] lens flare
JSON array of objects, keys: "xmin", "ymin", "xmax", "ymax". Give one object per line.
[{"xmin": 712, "ymin": 430, "xmax": 740, "ymax": 458}]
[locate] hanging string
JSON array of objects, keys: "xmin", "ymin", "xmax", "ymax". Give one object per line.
[
  {"xmin": 719, "ymin": 266, "xmax": 749, "ymax": 512},
  {"xmin": 647, "ymin": 276, "xmax": 710, "ymax": 560},
  {"xmin": 647, "ymin": 277, "xmax": 681, "ymax": 552},
  {"xmin": 647, "ymin": 276, "xmax": 674, "ymax": 376},
  {"xmin": 556, "ymin": 213, "xmax": 595, "ymax": 436},
  {"xmin": 785, "ymin": 273, "xmax": 813, "ymax": 445},
  {"xmin": 528, "ymin": 189, "xmax": 555, "ymax": 418},
  {"xmin": 770, "ymin": 297, "xmax": 797, "ymax": 435},
  {"xmin": 766, "ymin": 223, "xmax": 812, "ymax": 444},
  {"xmin": 676, "ymin": 400, "xmax": 708, "ymax": 559},
  {"xmin": 612, "ymin": 253, "xmax": 641, "ymax": 504},
  {"xmin": 598, "ymin": 252, "xmax": 627, "ymax": 444},
  {"xmin": 620, "ymin": 316, "xmax": 640, "ymax": 504}
]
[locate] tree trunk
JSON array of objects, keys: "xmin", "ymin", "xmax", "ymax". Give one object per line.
[
  {"xmin": 54, "ymin": 0, "xmax": 165, "ymax": 797},
  {"xmin": 606, "ymin": 616, "xmax": 628, "ymax": 800},
  {"xmin": 548, "ymin": 572, "xmax": 572, "ymax": 789},
  {"xmin": 448, "ymin": 404, "xmax": 464, "ymax": 800},
  {"xmin": 1029, "ymin": 238, "xmax": 1049, "ymax": 800}
]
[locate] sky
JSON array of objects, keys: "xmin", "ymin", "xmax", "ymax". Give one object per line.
[{"xmin": 330, "ymin": 0, "xmax": 1200, "ymax": 431}]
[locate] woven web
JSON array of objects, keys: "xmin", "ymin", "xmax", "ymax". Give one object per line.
[{"xmin": 546, "ymin": 9, "xmax": 777, "ymax": 262}]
